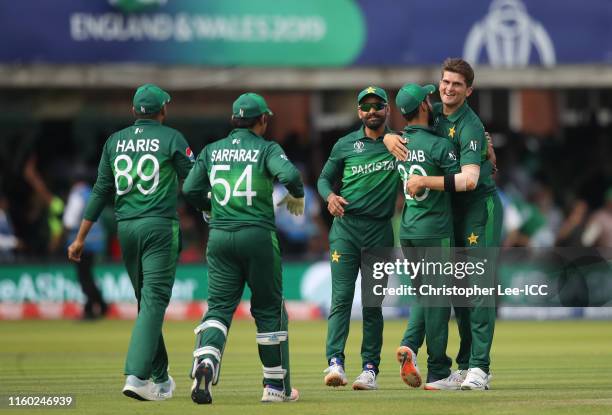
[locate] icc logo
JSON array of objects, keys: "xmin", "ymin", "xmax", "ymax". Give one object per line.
[
  {"xmin": 463, "ymin": 0, "xmax": 556, "ymax": 67},
  {"xmin": 354, "ymin": 141, "xmax": 365, "ymax": 153}
]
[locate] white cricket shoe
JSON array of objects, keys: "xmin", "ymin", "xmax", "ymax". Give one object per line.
[
  {"xmin": 424, "ymin": 370, "xmax": 466, "ymax": 390},
  {"xmin": 460, "ymin": 368, "xmax": 492, "ymax": 390},
  {"xmin": 323, "ymin": 360, "xmax": 348, "ymax": 387},
  {"xmin": 122, "ymin": 375, "xmax": 166, "ymax": 401},
  {"xmin": 352, "ymin": 370, "xmax": 378, "ymax": 390},
  {"xmin": 152, "ymin": 375, "xmax": 176, "ymax": 399},
  {"xmin": 396, "ymin": 346, "xmax": 422, "ymax": 388},
  {"xmin": 261, "ymin": 386, "xmax": 299, "ymax": 403}
]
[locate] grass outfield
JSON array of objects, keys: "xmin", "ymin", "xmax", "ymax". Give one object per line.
[{"xmin": 1, "ymin": 319, "xmax": 612, "ymax": 415}]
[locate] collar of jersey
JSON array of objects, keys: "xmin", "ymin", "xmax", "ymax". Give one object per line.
[
  {"xmin": 403, "ymin": 124, "xmax": 433, "ymax": 134},
  {"xmin": 231, "ymin": 128, "xmax": 263, "ymax": 139},
  {"xmin": 442, "ymin": 101, "xmax": 469, "ymax": 123},
  {"xmin": 134, "ymin": 119, "xmax": 161, "ymax": 125},
  {"xmin": 357, "ymin": 125, "xmax": 392, "ymax": 141}
]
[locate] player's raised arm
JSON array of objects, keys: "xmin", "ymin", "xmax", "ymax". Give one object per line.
[{"xmin": 383, "ymin": 132, "xmax": 408, "ymax": 161}]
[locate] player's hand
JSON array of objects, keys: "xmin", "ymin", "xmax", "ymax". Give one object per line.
[
  {"xmin": 383, "ymin": 133, "xmax": 408, "ymax": 161},
  {"xmin": 406, "ymin": 175, "xmax": 425, "ymax": 198},
  {"xmin": 277, "ymin": 194, "xmax": 305, "ymax": 216},
  {"xmin": 67, "ymin": 239, "xmax": 84, "ymax": 263},
  {"xmin": 326, "ymin": 193, "xmax": 349, "ymax": 217},
  {"xmin": 485, "ymin": 131, "xmax": 498, "ymax": 172}
]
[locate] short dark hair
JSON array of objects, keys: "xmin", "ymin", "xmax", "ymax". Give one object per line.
[
  {"xmin": 402, "ymin": 106, "xmax": 420, "ymax": 122},
  {"xmin": 231, "ymin": 114, "xmax": 266, "ymax": 129},
  {"xmin": 441, "ymin": 58, "xmax": 475, "ymax": 87}
]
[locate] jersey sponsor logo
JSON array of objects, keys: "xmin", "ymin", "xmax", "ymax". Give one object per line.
[
  {"xmin": 351, "ymin": 160, "xmax": 395, "ymax": 175},
  {"xmin": 448, "ymin": 152, "xmax": 457, "ymax": 161},
  {"xmin": 232, "ymin": 138, "xmax": 241, "ymax": 145},
  {"xmin": 186, "ymin": 147, "xmax": 195, "ymax": 161},
  {"xmin": 134, "ymin": 127, "xmax": 143, "ymax": 134},
  {"xmin": 280, "ymin": 154, "xmax": 288, "ymax": 160},
  {"xmin": 115, "ymin": 139, "xmax": 159, "ymax": 153},
  {"xmin": 210, "ymin": 149, "xmax": 259, "ymax": 163},
  {"xmin": 469, "ymin": 140, "xmax": 478, "ymax": 151},
  {"xmin": 464, "ymin": 0, "xmax": 556, "ymax": 68},
  {"xmin": 353, "ymin": 141, "xmax": 365, "ymax": 153}
]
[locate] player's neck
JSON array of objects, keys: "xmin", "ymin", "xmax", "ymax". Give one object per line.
[
  {"xmin": 405, "ymin": 119, "xmax": 427, "ymax": 129},
  {"xmin": 443, "ymin": 100, "xmax": 465, "ymax": 117},
  {"xmin": 364, "ymin": 125, "xmax": 385, "ymax": 140},
  {"xmin": 250, "ymin": 125, "xmax": 266, "ymax": 136}
]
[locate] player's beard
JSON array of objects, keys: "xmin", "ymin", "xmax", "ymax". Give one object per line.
[{"xmin": 363, "ymin": 114, "xmax": 385, "ymax": 130}]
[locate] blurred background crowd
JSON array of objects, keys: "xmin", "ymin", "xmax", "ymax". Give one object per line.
[
  {"xmin": 1, "ymin": 88, "xmax": 611, "ymax": 264},
  {"xmin": 1, "ymin": 0, "xmax": 612, "ymax": 266}
]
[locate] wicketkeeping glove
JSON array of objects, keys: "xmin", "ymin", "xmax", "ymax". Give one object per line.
[{"xmin": 277, "ymin": 194, "xmax": 305, "ymax": 216}]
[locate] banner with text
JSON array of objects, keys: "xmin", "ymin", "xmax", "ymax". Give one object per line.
[{"xmin": 0, "ymin": 0, "xmax": 610, "ymax": 67}]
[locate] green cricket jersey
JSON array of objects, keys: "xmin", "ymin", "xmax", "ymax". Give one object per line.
[
  {"xmin": 182, "ymin": 128, "xmax": 304, "ymax": 231},
  {"xmin": 432, "ymin": 102, "xmax": 496, "ymax": 202},
  {"xmin": 317, "ymin": 127, "xmax": 399, "ymax": 220},
  {"xmin": 398, "ymin": 125, "xmax": 460, "ymax": 239},
  {"xmin": 83, "ymin": 119, "xmax": 194, "ymax": 222}
]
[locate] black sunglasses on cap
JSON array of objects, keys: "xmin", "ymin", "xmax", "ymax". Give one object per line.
[{"xmin": 359, "ymin": 102, "xmax": 387, "ymax": 112}]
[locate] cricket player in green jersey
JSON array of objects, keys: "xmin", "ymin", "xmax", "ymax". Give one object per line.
[
  {"xmin": 318, "ymin": 86, "xmax": 399, "ymax": 390},
  {"xmin": 385, "ymin": 58, "xmax": 503, "ymax": 390},
  {"xmin": 68, "ymin": 84, "xmax": 194, "ymax": 401},
  {"xmin": 182, "ymin": 93, "xmax": 304, "ymax": 404},
  {"xmin": 392, "ymin": 83, "xmax": 460, "ymax": 390}
]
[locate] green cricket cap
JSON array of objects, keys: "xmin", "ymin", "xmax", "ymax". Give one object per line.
[
  {"xmin": 396, "ymin": 83, "xmax": 436, "ymax": 114},
  {"xmin": 357, "ymin": 86, "xmax": 388, "ymax": 104},
  {"xmin": 133, "ymin": 83, "xmax": 171, "ymax": 114},
  {"xmin": 232, "ymin": 93, "xmax": 273, "ymax": 118}
]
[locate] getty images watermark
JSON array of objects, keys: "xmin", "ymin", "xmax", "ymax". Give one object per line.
[{"xmin": 361, "ymin": 247, "xmax": 612, "ymax": 308}]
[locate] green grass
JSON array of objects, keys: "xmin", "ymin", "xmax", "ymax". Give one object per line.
[{"xmin": 1, "ymin": 319, "xmax": 612, "ymax": 414}]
